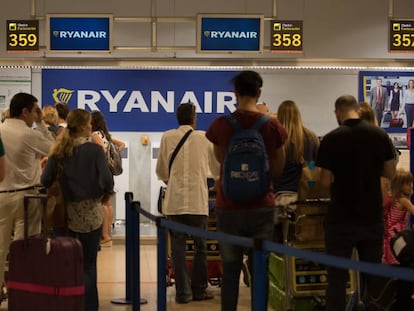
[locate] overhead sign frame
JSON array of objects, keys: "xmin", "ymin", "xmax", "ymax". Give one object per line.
[
  {"xmin": 46, "ymin": 14, "xmax": 113, "ymax": 53},
  {"xmin": 196, "ymin": 14, "xmax": 264, "ymax": 54}
]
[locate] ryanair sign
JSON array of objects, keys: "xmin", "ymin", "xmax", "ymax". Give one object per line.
[
  {"xmin": 42, "ymin": 69, "xmax": 238, "ymax": 131},
  {"xmin": 197, "ymin": 14, "xmax": 264, "ymax": 53},
  {"xmin": 46, "ymin": 14, "xmax": 112, "ymax": 52}
]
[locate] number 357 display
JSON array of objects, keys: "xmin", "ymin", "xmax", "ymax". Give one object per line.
[
  {"xmin": 271, "ymin": 20, "xmax": 303, "ymax": 53},
  {"xmin": 389, "ymin": 20, "xmax": 414, "ymax": 53},
  {"xmin": 7, "ymin": 20, "xmax": 39, "ymax": 53}
]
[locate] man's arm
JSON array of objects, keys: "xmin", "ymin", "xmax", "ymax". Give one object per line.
[
  {"xmin": 155, "ymin": 136, "xmax": 169, "ymax": 184},
  {"xmin": 383, "ymin": 159, "xmax": 396, "ymax": 180},
  {"xmin": 269, "ymin": 146, "xmax": 285, "ymax": 179},
  {"xmin": 213, "ymin": 144, "xmax": 222, "ymax": 164},
  {"xmin": 319, "ymin": 167, "xmax": 333, "ymax": 188}
]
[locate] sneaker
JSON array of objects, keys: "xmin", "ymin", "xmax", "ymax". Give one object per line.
[{"xmin": 175, "ymin": 295, "xmax": 192, "ymax": 304}]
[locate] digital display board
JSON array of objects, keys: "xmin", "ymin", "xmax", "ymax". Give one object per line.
[
  {"xmin": 389, "ymin": 19, "xmax": 414, "ymax": 53},
  {"xmin": 197, "ymin": 14, "xmax": 263, "ymax": 53},
  {"xmin": 46, "ymin": 14, "xmax": 112, "ymax": 52},
  {"xmin": 6, "ymin": 20, "xmax": 39, "ymax": 53},
  {"xmin": 271, "ymin": 20, "xmax": 303, "ymax": 53}
]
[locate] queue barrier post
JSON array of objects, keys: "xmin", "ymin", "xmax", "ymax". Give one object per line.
[
  {"xmin": 252, "ymin": 239, "xmax": 267, "ymax": 311},
  {"xmin": 111, "ymin": 192, "xmax": 148, "ymax": 309},
  {"xmin": 156, "ymin": 218, "xmax": 167, "ymax": 311}
]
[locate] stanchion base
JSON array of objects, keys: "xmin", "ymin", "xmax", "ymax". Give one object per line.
[
  {"xmin": 111, "ymin": 298, "xmax": 148, "ymax": 305},
  {"xmin": 111, "ymin": 298, "xmax": 131, "ymax": 305}
]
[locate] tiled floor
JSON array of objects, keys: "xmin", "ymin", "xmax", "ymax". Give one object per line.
[{"xmin": 0, "ymin": 222, "xmax": 252, "ymax": 311}]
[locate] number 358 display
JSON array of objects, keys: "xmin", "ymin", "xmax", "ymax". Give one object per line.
[
  {"xmin": 389, "ymin": 20, "xmax": 414, "ymax": 53},
  {"xmin": 7, "ymin": 20, "xmax": 39, "ymax": 52},
  {"xmin": 271, "ymin": 20, "xmax": 303, "ymax": 53}
]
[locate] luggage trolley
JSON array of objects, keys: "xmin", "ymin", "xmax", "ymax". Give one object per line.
[{"xmin": 268, "ymin": 199, "xmax": 357, "ymax": 311}]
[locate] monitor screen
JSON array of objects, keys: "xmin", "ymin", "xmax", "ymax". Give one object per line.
[
  {"xmin": 46, "ymin": 14, "xmax": 113, "ymax": 52},
  {"xmin": 197, "ymin": 14, "xmax": 264, "ymax": 53}
]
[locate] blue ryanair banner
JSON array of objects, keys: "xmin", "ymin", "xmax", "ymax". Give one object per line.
[
  {"xmin": 42, "ymin": 69, "xmax": 238, "ymax": 131},
  {"xmin": 48, "ymin": 16, "xmax": 111, "ymax": 51}
]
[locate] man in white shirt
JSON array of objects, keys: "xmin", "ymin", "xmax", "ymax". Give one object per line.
[
  {"xmin": 156, "ymin": 103, "xmax": 218, "ymax": 304},
  {"xmin": 0, "ymin": 93, "xmax": 55, "ymax": 303}
]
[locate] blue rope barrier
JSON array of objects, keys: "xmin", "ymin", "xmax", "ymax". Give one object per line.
[{"xmin": 127, "ymin": 191, "xmax": 414, "ymax": 311}]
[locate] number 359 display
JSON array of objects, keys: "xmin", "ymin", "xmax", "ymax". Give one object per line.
[
  {"xmin": 7, "ymin": 20, "xmax": 39, "ymax": 52},
  {"xmin": 271, "ymin": 20, "xmax": 303, "ymax": 53},
  {"xmin": 389, "ymin": 20, "xmax": 414, "ymax": 53}
]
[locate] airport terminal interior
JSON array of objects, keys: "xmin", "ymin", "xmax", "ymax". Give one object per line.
[{"xmin": 2, "ymin": 0, "xmax": 414, "ymax": 310}]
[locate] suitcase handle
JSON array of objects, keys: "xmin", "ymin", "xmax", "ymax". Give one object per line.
[{"xmin": 23, "ymin": 194, "xmax": 48, "ymax": 240}]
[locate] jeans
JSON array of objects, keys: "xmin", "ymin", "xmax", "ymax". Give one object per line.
[
  {"xmin": 405, "ymin": 103, "xmax": 414, "ymax": 128},
  {"xmin": 68, "ymin": 226, "xmax": 102, "ymax": 311},
  {"xmin": 168, "ymin": 214, "xmax": 208, "ymax": 299},
  {"xmin": 325, "ymin": 223, "xmax": 383, "ymax": 311},
  {"xmin": 216, "ymin": 207, "xmax": 274, "ymax": 311}
]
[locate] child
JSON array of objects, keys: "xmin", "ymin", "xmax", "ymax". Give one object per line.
[{"xmin": 383, "ymin": 168, "xmax": 414, "ymax": 264}]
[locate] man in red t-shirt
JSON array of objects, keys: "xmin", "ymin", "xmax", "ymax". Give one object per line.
[{"xmin": 206, "ymin": 70, "xmax": 287, "ymax": 311}]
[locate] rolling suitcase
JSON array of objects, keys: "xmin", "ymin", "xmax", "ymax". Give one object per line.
[{"xmin": 7, "ymin": 193, "xmax": 84, "ymax": 311}]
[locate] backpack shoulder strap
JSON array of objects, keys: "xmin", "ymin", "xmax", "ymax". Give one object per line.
[
  {"xmin": 251, "ymin": 115, "xmax": 271, "ymax": 130},
  {"xmin": 225, "ymin": 114, "xmax": 242, "ymax": 131}
]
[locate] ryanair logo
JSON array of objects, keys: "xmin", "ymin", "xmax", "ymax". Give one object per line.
[
  {"xmin": 203, "ymin": 31, "xmax": 258, "ymax": 39},
  {"xmin": 52, "ymin": 31, "xmax": 107, "ymax": 39},
  {"xmin": 52, "ymin": 88, "xmax": 74, "ymax": 104},
  {"xmin": 48, "ymin": 88, "xmax": 236, "ymax": 113}
]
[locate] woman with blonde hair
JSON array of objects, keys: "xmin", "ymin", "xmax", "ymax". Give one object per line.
[
  {"xmin": 359, "ymin": 102, "xmax": 378, "ymax": 125},
  {"xmin": 272, "ymin": 100, "xmax": 320, "ymax": 241},
  {"xmin": 41, "ymin": 108, "xmax": 114, "ymax": 311}
]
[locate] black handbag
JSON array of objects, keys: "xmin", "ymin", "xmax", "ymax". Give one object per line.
[{"xmin": 157, "ymin": 129, "xmax": 192, "ymax": 213}]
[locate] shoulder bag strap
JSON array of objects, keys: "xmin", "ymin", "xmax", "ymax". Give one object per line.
[{"xmin": 168, "ymin": 129, "xmax": 193, "ymax": 174}]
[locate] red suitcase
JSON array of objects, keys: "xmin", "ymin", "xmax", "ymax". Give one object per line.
[{"xmin": 7, "ymin": 194, "xmax": 84, "ymax": 311}]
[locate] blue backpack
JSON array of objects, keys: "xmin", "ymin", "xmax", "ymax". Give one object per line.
[{"xmin": 222, "ymin": 114, "xmax": 271, "ymax": 203}]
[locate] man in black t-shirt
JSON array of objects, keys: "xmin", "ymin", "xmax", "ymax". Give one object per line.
[{"xmin": 316, "ymin": 95, "xmax": 396, "ymax": 311}]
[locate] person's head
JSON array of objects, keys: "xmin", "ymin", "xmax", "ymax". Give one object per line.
[
  {"xmin": 232, "ymin": 70, "xmax": 262, "ymax": 100},
  {"xmin": 256, "ymin": 102, "xmax": 269, "ymax": 114},
  {"xmin": 276, "ymin": 100, "xmax": 306, "ymax": 163},
  {"xmin": 358, "ymin": 102, "xmax": 378, "ymax": 126},
  {"xmin": 393, "ymin": 82, "xmax": 400, "ymax": 89},
  {"xmin": 334, "ymin": 95, "xmax": 360, "ymax": 125},
  {"xmin": 91, "ymin": 110, "xmax": 110, "ymax": 139},
  {"xmin": 408, "ymin": 80, "xmax": 414, "ymax": 89},
  {"xmin": 277, "ymin": 100, "xmax": 303, "ymax": 128},
  {"xmin": 42, "ymin": 105, "xmax": 58, "ymax": 126},
  {"xmin": 55, "ymin": 102, "xmax": 70, "ymax": 121},
  {"xmin": 66, "ymin": 109, "xmax": 92, "ymax": 138},
  {"xmin": 391, "ymin": 168, "xmax": 413, "ymax": 198},
  {"xmin": 50, "ymin": 108, "xmax": 91, "ymax": 158},
  {"xmin": 376, "ymin": 79, "xmax": 383, "ymax": 87},
  {"xmin": 176, "ymin": 103, "xmax": 196, "ymax": 127},
  {"xmin": 9, "ymin": 92, "xmax": 38, "ymax": 127}
]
